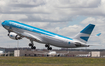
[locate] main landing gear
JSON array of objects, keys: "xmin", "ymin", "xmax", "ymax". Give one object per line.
[
  {"xmin": 29, "ymin": 40, "xmax": 36, "ymax": 49},
  {"xmin": 29, "ymin": 43, "xmax": 36, "ymax": 49},
  {"xmin": 29, "ymin": 40, "xmax": 52, "ymax": 50},
  {"xmin": 45, "ymin": 44, "xmax": 52, "ymax": 50}
]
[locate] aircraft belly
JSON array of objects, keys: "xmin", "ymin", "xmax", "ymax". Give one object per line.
[{"xmin": 43, "ymin": 36, "xmax": 76, "ymax": 48}]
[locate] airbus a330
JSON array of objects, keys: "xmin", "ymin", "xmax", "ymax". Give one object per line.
[{"xmin": 1, "ymin": 20, "xmax": 95, "ymax": 50}]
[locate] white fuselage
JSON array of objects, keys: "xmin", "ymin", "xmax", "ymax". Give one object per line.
[
  {"xmin": 2, "ymin": 20, "xmax": 92, "ymax": 48},
  {"xmin": 7, "ymin": 26, "xmax": 76, "ymax": 48}
]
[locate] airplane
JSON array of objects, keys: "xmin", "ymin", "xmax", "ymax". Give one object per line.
[
  {"xmin": 47, "ymin": 51, "xmax": 57, "ymax": 56},
  {"xmin": 47, "ymin": 51, "xmax": 69, "ymax": 57},
  {"xmin": 1, "ymin": 20, "xmax": 95, "ymax": 50},
  {"xmin": 34, "ymin": 50, "xmax": 69, "ymax": 57},
  {"xmin": 96, "ymin": 33, "xmax": 101, "ymax": 36}
]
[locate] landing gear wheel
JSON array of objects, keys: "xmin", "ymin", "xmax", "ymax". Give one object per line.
[
  {"xmin": 45, "ymin": 44, "xmax": 49, "ymax": 47},
  {"xmin": 29, "ymin": 43, "xmax": 33, "ymax": 46},
  {"xmin": 31, "ymin": 46, "xmax": 36, "ymax": 49},
  {"xmin": 49, "ymin": 47, "xmax": 52, "ymax": 50},
  {"xmin": 47, "ymin": 47, "xmax": 52, "ymax": 50},
  {"xmin": 33, "ymin": 46, "xmax": 36, "ymax": 49}
]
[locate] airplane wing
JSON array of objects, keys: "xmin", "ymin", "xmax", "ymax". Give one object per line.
[
  {"xmin": 11, "ymin": 29, "xmax": 43, "ymax": 42},
  {"xmin": 22, "ymin": 32, "xmax": 43, "ymax": 42}
]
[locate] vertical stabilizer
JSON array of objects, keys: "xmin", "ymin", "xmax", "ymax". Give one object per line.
[{"xmin": 74, "ymin": 24, "xmax": 95, "ymax": 43}]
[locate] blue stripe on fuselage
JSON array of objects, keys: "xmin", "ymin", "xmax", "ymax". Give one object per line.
[{"xmin": 4, "ymin": 20, "xmax": 73, "ymax": 40}]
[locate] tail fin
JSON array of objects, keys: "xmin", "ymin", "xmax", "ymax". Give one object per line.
[{"xmin": 74, "ymin": 24, "xmax": 95, "ymax": 43}]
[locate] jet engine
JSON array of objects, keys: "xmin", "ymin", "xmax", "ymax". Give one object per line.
[{"xmin": 8, "ymin": 32, "xmax": 22, "ymax": 40}]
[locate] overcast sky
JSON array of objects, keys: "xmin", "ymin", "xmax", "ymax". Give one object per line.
[{"xmin": 0, "ymin": 0, "xmax": 105, "ymax": 49}]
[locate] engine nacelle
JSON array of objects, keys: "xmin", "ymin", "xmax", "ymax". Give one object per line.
[{"xmin": 8, "ymin": 32, "xmax": 22, "ymax": 40}]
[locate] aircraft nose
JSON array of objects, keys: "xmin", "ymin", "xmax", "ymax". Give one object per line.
[{"xmin": 1, "ymin": 22, "xmax": 5, "ymax": 27}]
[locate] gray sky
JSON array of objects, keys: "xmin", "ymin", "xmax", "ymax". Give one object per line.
[{"xmin": 0, "ymin": 0, "xmax": 105, "ymax": 49}]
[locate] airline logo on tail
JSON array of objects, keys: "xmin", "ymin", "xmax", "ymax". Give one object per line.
[{"xmin": 74, "ymin": 24, "xmax": 95, "ymax": 43}]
